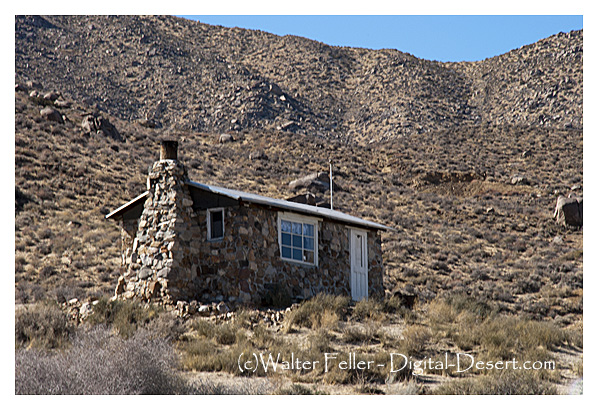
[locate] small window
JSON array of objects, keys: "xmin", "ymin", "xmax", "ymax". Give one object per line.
[
  {"xmin": 207, "ymin": 208, "xmax": 224, "ymax": 240},
  {"xmin": 278, "ymin": 213, "xmax": 318, "ymax": 265}
]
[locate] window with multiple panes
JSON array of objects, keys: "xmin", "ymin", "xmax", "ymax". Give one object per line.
[
  {"xmin": 278, "ymin": 213, "xmax": 318, "ymax": 265},
  {"xmin": 207, "ymin": 208, "xmax": 224, "ymax": 240}
]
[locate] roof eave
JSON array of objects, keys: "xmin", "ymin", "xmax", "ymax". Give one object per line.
[
  {"xmin": 105, "ymin": 191, "xmax": 149, "ymax": 220},
  {"xmin": 185, "ymin": 181, "xmax": 393, "ymax": 231}
]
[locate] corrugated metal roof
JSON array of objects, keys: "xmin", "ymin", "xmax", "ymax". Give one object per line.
[
  {"xmin": 106, "ymin": 180, "xmax": 393, "ymax": 231},
  {"xmin": 186, "ymin": 181, "xmax": 392, "ymax": 231}
]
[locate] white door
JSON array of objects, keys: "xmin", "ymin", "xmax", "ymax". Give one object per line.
[{"xmin": 350, "ymin": 229, "xmax": 368, "ymax": 301}]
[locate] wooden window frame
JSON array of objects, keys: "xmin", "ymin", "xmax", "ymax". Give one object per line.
[
  {"xmin": 277, "ymin": 212, "xmax": 320, "ymax": 267},
  {"xmin": 207, "ymin": 207, "xmax": 225, "ymax": 241}
]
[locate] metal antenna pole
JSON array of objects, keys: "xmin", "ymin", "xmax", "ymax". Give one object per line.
[{"xmin": 329, "ymin": 159, "xmax": 333, "ymax": 210}]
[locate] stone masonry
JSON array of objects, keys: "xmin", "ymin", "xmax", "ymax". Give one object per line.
[
  {"xmin": 112, "ymin": 141, "xmax": 385, "ymax": 305},
  {"xmin": 120, "ymin": 159, "xmax": 203, "ymax": 303}
]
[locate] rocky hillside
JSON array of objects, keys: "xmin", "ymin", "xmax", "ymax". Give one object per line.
[
  {"xmin": 15, "ymin": 15, "xmax": 582, "ymax": 327},
  {"xmin": 15, "ymin": 15, "xmax": 582, "ymax": 143}
]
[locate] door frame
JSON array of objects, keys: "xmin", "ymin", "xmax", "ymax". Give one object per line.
[{"xmin": 350, "ymin": 228, "xmax": 368, "ymax": 301}]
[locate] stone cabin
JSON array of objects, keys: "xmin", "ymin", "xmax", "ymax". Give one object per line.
[{"xmin": 106, "ymin": 140, "xmax": 391, "ymax": 306}]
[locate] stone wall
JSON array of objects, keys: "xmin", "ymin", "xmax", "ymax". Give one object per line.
[
  {"xmin": 118, "ymin": 159, "xmax": 204, "ymax": 303},
  {"xmin": 115, "ymin": 159, "xmax": 385, "ymax": 305},
  {"xmin": 190, "ymin": 203, "xmax": 383, "ymax": 304}
]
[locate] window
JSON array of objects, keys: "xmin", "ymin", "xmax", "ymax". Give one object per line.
[
  {"xmin": 207, "ymin": 208, "xmax": 224, "ymax": 240},
  {"xmin": 278, "ymin": 213, "xmax": 319, "ymax": 265}
]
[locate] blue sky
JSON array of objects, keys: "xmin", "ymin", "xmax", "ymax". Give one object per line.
[{"xmin": 179, "ymin": 15, "xmax": 582, "ymax": 62}]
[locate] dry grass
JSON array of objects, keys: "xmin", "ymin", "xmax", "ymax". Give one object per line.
[
  {"xmin": 433, "ymin": 369, "xmax": 558, "ymax": 395},
  {"xmin": 283, "ymin": 293, "xmax": 350, "ymax": 332},
  {"xmin": 15, "ymin": 292, "xmax": 582, "ymax": 394},
  {"xmin": 15, "ymin": 301, "xmax": 74, "ymax": 349},
  {"xmin": 86, "ymin": 297, "xmax": 163, "ymax": 338}
]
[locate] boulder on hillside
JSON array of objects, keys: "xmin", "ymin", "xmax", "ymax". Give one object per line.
[
  {"xmin": 43, "ymin": 91, "xmax": 61, "ymax": 101},
  {"xmin": 40, "ymin": 107, "xmax": 64, "ymax": 123},
  {"xmin": 25, "ymin": 80, "xmax": 42, "ymax": 90},
  {"xmin": 286, "ymin": 192, "xmax": 330, "ymax": 208},
  {"xmin": 511, "ymin": 174, "xmax": 530, "ymax": 185},
  {"xmin": 289, "ymin": 172, "xmax": 339, "ymax": 193},
  {"xmin": 81, "ymin": 112, "xmax": 122, "ymax": 141},
  {"xmin": 219, "ymin": 133, "xmax": 234, "ymax": 144},
  {"xmin": 248, "ymin": 150, "xmax": 267, "ymax": 161},
  {"xmin": 553, "ymin": 195, "xmax": 583, "ymax": 227}
]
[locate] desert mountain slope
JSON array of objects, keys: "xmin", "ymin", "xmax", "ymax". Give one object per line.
[
  {"xmin": 15, "ymin": 15, "xmax": 582, "ymax": 143},
  {"xmin": 15, "ymin": 16, "xmax": 582, "ymax": 325}
]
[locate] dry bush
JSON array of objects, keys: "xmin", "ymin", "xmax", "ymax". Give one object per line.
[
  {"xmin": 445, "ymin": 314, "xmax": 572, "ymax": 362},
  {"xmin": 275, "ymin": 383, "xmax": 325, "ymax": 395},
  {"xmin": 307, "ymin": 329, "xmax": 333, "ymax": 353},
  {"xmin": 15, "ymin": 282, "xmax": 46, "ymax": 304},
  {"xmin": 144, "ymin": 311, "xmax": 186, "ymax": 341},
  {"xmin": 85, "ymin": 298, "xmax": 162, "ymax": 338},
  {"xmin": 180, "ymin": 320, "xmax": 272, "ymax": 374},
  {"xmin": 191, "ymin": 319, "xmax": 245, "ymax": 345},
  {"xmin": 15, "ymin": 301, "xmax": 74, "ymax": 349},
  {"xmin": 342, "ymin": 324, "xmax": 373, "ymax": 345},
  {"xmin": 323, "ymin": 351, "xmax": 408, "ymax": 385},
  {"xmin": 251, "ymin": 324, "xmax": 278, "ymax": 348},
  {"xmin": 178, "ymin": 337, "xmax": 274, "ymax": 376},
  {"xmin": 15, "ymin": 327, "xmax": 190, "ymax": 394},
  {"xmin": 352, "ymin": 298, "xmax": 385, "ymax": 322},
  {"xmin": 341, "ymin": 322, "xmax": 380, "ymax": 345},
  {"xmin": 399, "ymin": 325, "xmax": 432, "ymax": 357},
  {"xmin": 433, "ymin": 369, "xmax": 558, "ymax": 395},
  {"xmin": 215, "ymin": 323, "xmax": 244, "ymax": 345},
  {"xmin": 284, "ymin": 293, "xmax": 350, "ymax": 331},
  {"xmin": 191, "ymin": 377, "xmax": 275, "ymax": 395}
]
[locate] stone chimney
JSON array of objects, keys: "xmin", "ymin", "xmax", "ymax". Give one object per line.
[
  {"xmin": 160, "ymin": 139, "xmax": 178, "ymax": 160},
  {"xmin": 119, "ymin": 139, "xmax": 202, "ymax": 303},
  {"xmin": 147, "ymin": 139, "xmax": 183, "ymax": 190}
]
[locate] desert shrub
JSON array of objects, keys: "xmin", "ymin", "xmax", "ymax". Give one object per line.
[
  {"xmin": 144, "ymin": 311, "xmax": 186, "ymax": 341},
  {"xmin": 49, "ymin": 283, "xmax": 84, "ymax": 304},
  {"xmin": 284, "ymin": 293, "xmax": 350, "ymax": 331},
  {"xmin": 233, "ymin": 309, "xmax": 256, "ymax": 330},
  {"xmin": 438, "ymin": 304, "xmax": 574, "ymax": 364},
  {"xmin": 341, "ymin": 322, "xmax": 380, "ymax": 345},
  {"xmin": 433, "ymin": 369, "xmax": 558, "ymax": 395},
  {"xmin": 192, "ymin": 319, "xmax": 217, "ymax": 338},
  {"xmin": 352, "ymin": 298, "xmax": 385, "ymax": 322},
  {"xmin": 191, "ymin": 319, "xmax": 243, "ymax": 345},
  {"xmin": 467, "ymin": 316, "xmax": 567, "ymax": 360},
  {"xmin": 381, "ymin": 296, "xmax": 404, "ymax": 313},
  {"xmin": 85, "ymin": 298, "xmax": 161, "ymax": 338},
  {"xmin": 399, "ymin": 325, "xmax": 432, "ymax": 356},
  {"xmin": 275, "ymin": 384, "xmax": 325, "ymax": 395},
  {"xmin": 191, "ymin": 377, "xmax": 275, "ymax": 395},
  {"xmin": 215, "ymin": 323, "xmax": 241, "ymax": 345},
  {"xmin": 15, "ymin": 282, "xmax": 46, "ymax": 304},
  {"xmin": 401, "ymin": 267, "xmax": 419, "ymax": 277},
  {"xmin": 323, "ymin": 350, "xmax": 403, "ymax": 385},
  {"xmin": 179, "ymin": 338, "xmax": 256, "ymax": 375},
  {"xmin": 428, "ymin": 294, "xmax": 494, "ymax": 325},
  {"xmin": 307, "ymin": 329, "xmax": 333, "ymax": 353},
  {"xmin": 15, "ymin": 327, "xmax": 189, "ymax": 394},
  {"xmin": 15, "ymin": 301, "xmax": 73, "ymax": 349},
  {"xmin": 251, "ymin": 324, "xmax": 278, "ymax": 348}
]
